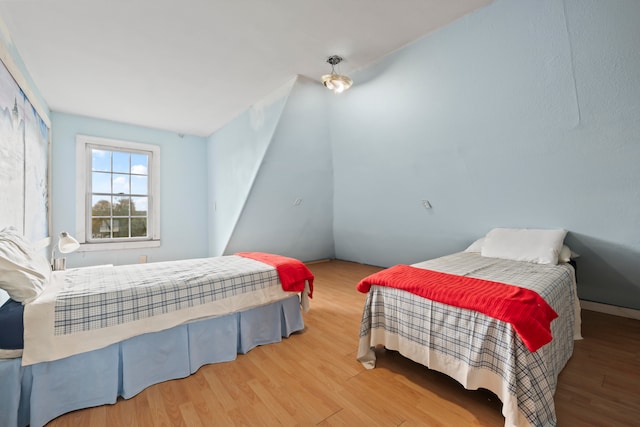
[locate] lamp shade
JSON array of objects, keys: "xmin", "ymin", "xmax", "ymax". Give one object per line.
[
  {"xmin": 58, "ymin": 232, "xmax": 80, "ymax": 254},
  {"xmin": 321, "ymin": 73, "xmax": 353, "ymax": 94}
]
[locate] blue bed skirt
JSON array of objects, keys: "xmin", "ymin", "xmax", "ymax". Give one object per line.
[{"xmin": 0, "ymin": 295, "xmax": 304, "ymax": 427}]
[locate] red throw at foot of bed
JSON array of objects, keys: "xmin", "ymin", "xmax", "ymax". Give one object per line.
[
  {"xmin": 357, "ymin": 264, "xmax": 557, "ymax": 352},
  {"xmin": 235, "ymin": 252, "xmax": 314, "ymax": 297}
]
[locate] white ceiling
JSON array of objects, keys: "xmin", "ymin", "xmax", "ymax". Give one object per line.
[{"xmin": 0, "ymin": 0, "xmax": 492, "ymax": 137}]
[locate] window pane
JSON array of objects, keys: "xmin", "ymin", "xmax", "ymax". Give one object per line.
[
  {"xmin": 92, "ymin": 172, "xmax": 111, "ymax": 193},
  {"xmin": 81, "ymin": 137, "xmax": 159, "ymax": 245},
  {"xmin": 92, "ymin": 218, "xmax": 112, "ymax": 239},
  {"xmin": 112, "ymin": 219, "xmax": 129, "ymax": 238},
  {"xmin": 131, "ymin": 154, "xmax": 148, "ymax": 175},
  {"xmin": 131, "ymin": 196, "xmax": 148, "ymax": 216},
  {"xmin": 92, "ymin": 149, "xmax": 110, "ymax": 172},
  {"xmin": 131, "ymin": 176, "xmax": 148, "ymax": 195},
  {"xmin": 91, "ymin": 196, "xmax": 111, "ymax": 216},
  {"xmin": 113, "ymin": 196, "xmax": 130, "ymax": 216},
  {"xmin": 112, "ymin": 173, "xmax": 130, "ymax": 194},
  {"xmin": 131, "ymin": 218, "xmax": 147, "ymax": 237},
  {"xmin": 112, "ymin": 151, "xmax": 130, "ymax": 173}
]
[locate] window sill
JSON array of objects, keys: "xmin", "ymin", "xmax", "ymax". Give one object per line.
[{"xmin": 78, "ymin": 240, "xmax": 161, "ymax": 252}]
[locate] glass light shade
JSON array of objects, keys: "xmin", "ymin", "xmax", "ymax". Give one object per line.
[
  {"xmin": 58, "ymin": 231, "xmax": 80, "ymax": 254},
  {"xmin": 321, "ymin": 73, "xmax": 353, "ymax": 94}
]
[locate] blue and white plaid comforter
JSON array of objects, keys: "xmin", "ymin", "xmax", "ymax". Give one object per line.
[
  {"xmin": 23, "ymin": 256, "xmax": 301, "ymax": 365},
  {"xmin": 55, "ymin": 256, "xmax": 279, "ymax": 335},
  {"xmin": 357, "ymin": 252, "xmax": 579, "ymax": 427}
]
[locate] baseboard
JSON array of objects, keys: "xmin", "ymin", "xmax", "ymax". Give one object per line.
[{"xmin": 580, "ymin": 300, "xmax": 640, "ymax": 320}]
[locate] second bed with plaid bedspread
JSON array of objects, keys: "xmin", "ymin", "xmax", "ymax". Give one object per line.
[{"xmin": 357, "ymin": 252, "xmax": 580, "ymax": 427}]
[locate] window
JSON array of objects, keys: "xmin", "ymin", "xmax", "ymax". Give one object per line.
[{"xmin": 76, "ymin": 135, "xmax": 160, "ymax": 251}]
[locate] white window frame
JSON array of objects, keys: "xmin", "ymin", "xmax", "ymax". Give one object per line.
[{"xmin": 75, "ymin": 135, "xmax": 161, "ymax": 251}]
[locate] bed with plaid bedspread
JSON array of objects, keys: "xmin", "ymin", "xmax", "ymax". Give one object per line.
[
  {"xmin": 23, "ymin": 255, "xmax": 309, "ymax": 366},
  {"xmin": 357, "ymin": 252, "xmax": 580, "ymax": 427}
]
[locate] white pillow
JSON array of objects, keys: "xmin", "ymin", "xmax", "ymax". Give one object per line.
[
  {"xmin": 481, "ymin": 228, "xmax": 567, "ymax": 265},
  {"xmin": 464, "ymin": 236, "xmax": 577, "ymax": 262},
  {"xmin": 558, "ymin": 245, "xmax": 580, "ymax": 263},
  {"xmin": 464, "ymin": 237, "xmax": 485, "ymax": 253},
  {"xmin": 0, "ymin": 226, "xmax": 51, "ymax": 303}
]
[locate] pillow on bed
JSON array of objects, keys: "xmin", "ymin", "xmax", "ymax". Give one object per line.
[
  {"xmin": 558, "ymin": 245, "xmax": 580, "ymax": 263},
  {"xmin": 481, "ymin": 227, "xmax": 567, "ymax": 265},
  {"xmin": 466, "ymin": 236, "xmax": 577, "ymax": 263},
  {"xmin": 0, "ymin": 226, "xmax": 51, "ymax": 303},
  {"xmin": 464, "ymin": 238, "xmax": 485, "ymax": 252}
]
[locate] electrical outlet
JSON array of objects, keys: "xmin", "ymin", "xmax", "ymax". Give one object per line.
[{"xmin": 139, "ymin": 255, "xmax": 147, "ymax": 264}]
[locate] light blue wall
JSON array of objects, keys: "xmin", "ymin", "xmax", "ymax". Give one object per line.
[
  {"xmin": 3, "ymin": 0, "xmax": 639, "ymax": 309},
  {"xmin": 223, "ymin": 77, "xmax": 334, "ymax": 261},
  {"xmin": 208, "ymin": 77, "xmax": 334, "ymax": 261},
  {"xmin": 207, "ymin": 80, "xmax": 291, "ymax": 256},
  {"xmin": 330, "ymin": 0, "xmax": 640, "ymax": 309},
  {"xmin": 51, "ymin": 112, "xmax": 209, "ymax": 267}
]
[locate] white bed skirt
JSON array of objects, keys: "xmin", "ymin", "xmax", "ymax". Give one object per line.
[{"xmin": 0, "ymin": 295, "xmax": 304, "ymax": 427}]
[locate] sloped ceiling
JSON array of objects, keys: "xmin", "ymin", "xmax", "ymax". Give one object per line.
[{"xmin": 0, "ymin": 0, "xmax": 492, "ymax": 137}]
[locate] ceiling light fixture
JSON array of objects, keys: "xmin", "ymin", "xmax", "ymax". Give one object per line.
[{"xmin": 321, "ymin": 55, "xmax": 353, "ymax": 94}]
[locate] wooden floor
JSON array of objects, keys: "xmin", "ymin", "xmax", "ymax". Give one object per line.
[{"xmin": 48, "ymin": 260, "xmax": 640, "ymax": 426}]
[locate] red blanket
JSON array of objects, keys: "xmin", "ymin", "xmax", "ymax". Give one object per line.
[
  {"xmin": 235, "ymin": 252, "xmax": 314, "ymax": 298},
  {"xmin": 357, "ymin": 265, "xmax": 557, "ymax": 352}
]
